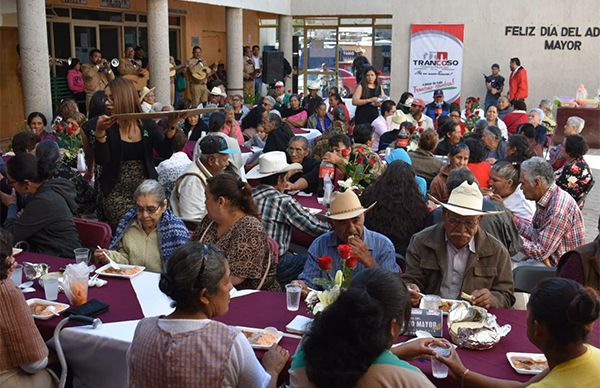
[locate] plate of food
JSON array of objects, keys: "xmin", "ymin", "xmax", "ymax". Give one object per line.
[
  {"xmin": 26, "ymin": 298, "xmax": 70, "ymax": 320},
  {"xmin": 237, "ymin": 326, "xmax": 283, "ymax": 350},
  {"xmin": 506, "ymin": 352, "xmax": 548, "ymax": 375},
  {"xmin": 12, "ymin": 248, "xmax": 23, "ymax": 256},
  {"xmin": 95, "ymin": 263, "xmax": 145, "ymax": 279},
  {"xmin": 419, "ymin": 298, "xmax": 462, "ymax": 315}
]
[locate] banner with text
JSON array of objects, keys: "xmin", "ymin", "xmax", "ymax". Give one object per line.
[{"xmin": 408, "ymin": 24, "xmax": 464, "ymax": 104}]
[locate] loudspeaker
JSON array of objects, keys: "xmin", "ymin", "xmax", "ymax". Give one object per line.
[{"xmin": 262, "ymin": 50, "xmax": 284, "ymax": 85}]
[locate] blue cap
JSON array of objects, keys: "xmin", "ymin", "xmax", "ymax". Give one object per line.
[{"xmin": 199, "ymin": 135, "xmax": 237, "ymax": 155}]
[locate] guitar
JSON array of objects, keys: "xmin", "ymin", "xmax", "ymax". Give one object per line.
[
  {"xmin": 122, "ymin": 68, "xmax": 150, "ymax": 91},
  {"xmin": 169, "ymin": 63, "xmax": 187, "ymax": 77}
]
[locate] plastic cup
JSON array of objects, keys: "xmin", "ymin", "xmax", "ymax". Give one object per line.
[
  {"xmin": 285, "ymin": 284, "xmax": 302, "ymax": 311},
  {"xmin": 10, "ymin": 264, "xmax": 23, "ymax": 286},
  {"xmin": 428, "ymin": 343, "xmax": 452, "ymax": 378},
  {"xmin": 422, "ymin": 294, "xmax": 441, "ymax": 310},
  {"xmin": 44, "ymin": 277, "xmax": 59, "ymax": 301},
  {"xmin": 74, "ymin": 248, "xmax": 90, "ymax": 265}
]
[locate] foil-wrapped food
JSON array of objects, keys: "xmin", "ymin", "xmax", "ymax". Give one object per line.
[
  {"xmin": 447, "ymin": 301, "xmax": 511, "ymax": 350},
  {"xmin": 23, "ymin": 262, "xmax": 49, "ymax": 280}
]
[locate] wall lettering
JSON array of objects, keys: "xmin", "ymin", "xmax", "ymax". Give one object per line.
[{"xmin": 504, "ymin": 25, "xmax": 600, "ymax": 51}]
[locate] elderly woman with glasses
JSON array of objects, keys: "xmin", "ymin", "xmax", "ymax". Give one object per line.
[
  {"xmin": 94, "ymin": 180, "xmax": 189, "ymax": 273},
  {"xmin": 128, "ymin": 241, "xmax": 290, "ymax": 387}
]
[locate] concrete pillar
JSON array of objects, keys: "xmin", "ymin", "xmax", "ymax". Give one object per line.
[
  {"xmin": 226, "ymin": 8, "xmax": 243, "ymax": 96},
  {"xmin": 147, "ymin": 0, "xmax": 170, "ymax": 105},
  {"xmin": 279, "ymin": 15, "xmax": 293, "ymax": 92},
  {"xmin": 17, "ymin": 0, "xmax": 52, "ymax": 122}
]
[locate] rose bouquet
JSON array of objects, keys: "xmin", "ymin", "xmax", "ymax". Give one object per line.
[
  {"xmin": 51, "ymin": 116, "xmax": 83, "ymax": 168},
  {"xmin": 305, "ymin": 243, "xmax": 359, "ymax": 315},
  {"xmin": 337, "ymin": 145, "xmax": 379, "ymax": 195},
  {"xmin": 464, "ymin": 97, "xmax": 482, "ymax": 131}
]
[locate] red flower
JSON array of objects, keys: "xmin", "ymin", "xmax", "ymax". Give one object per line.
[
  {"xmin": 55, "ymin": 123, "xmax": 63, "ymax": 133},
  {"xmin": 356, "ymin": 146, "xmax": 365, "ymax": 154},
  {"xmin": 368, "ymin": 156, "xmax": 377, "ymax": 165},
  {"xmin": 316, "ymin": 255, "xmax": 333, "ymax": 271},
  {"xmin": 337, "ymin": 244, "xmax": 352, "ymax": 260},
  {"xmin": 341, "ymin": 148, "xmax": 350, "ymax": 157},
  {"xmin": 345, "ymin": 256, "xmax": 359, "ymax": 269},
  {"xmin": 356, "ymin": 156, "xmax": 365, "ymax": 164}
]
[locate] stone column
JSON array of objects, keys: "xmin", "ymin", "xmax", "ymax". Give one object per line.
[
  {"xmin": 147, "ymin": 0, "xmax": 171, "ymax": 105},
  {"xmin": 17, "ymin": 0, "xmax": 52, "ymax": 121},
  {"xmin": 226, "ymin": 8, "xmax": 243, "ymax": 96},
  {"xmin": 278, "ymin": 15, "xmax": 293, "ymax": 92}
]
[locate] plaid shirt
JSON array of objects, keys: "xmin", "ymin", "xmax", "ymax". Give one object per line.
[
  {"xmin": 252, "ymin": 185, "xmax": 329, "ymax": 255},
  {"xmin": 514, "ymin": 184, "xmax": 584, "ymax": 265}
]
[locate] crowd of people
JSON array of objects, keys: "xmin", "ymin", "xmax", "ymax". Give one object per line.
[{"xmin": 1, "ymin": 49, "xmax": 599, "ymax": 387}]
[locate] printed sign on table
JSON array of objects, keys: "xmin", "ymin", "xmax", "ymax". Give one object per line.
[
  {"xmin": 407, "ymin": 308, "xmax": 443, "ymax": 337},
  {"xmin": 408, "ymin": 24, "xmax": 465, "ymax": 104}
]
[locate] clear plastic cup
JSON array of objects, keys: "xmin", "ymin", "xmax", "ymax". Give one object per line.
[
  {"xmin": 428, "ymin": 343, "xmax": 452, "ymax": 378},
  {"xmin": 10, "ymin": 264, "xmax": 23, "ymax": 286},
  {"xmin": 422, "ymin": 294, "xmax": 441, "ymax": 310},
  {"xmin": 74, "ymin": 248, "xmax": 90, "ymax": 265},
  {"xmin": 285, "ymin": 284, "xmax": 302, "ymax": 311},
  {"xmin": 43, "ymin": 277, "xmax": 59, "ymax": 301}
]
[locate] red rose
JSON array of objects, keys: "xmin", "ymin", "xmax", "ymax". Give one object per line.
[
  {"xmin": 341, "ymin": 148, "xmax": 350, "ymax": 157},
  {"xmin": 345, "ymin": 256, "xmax": 359, "ymax": 269},
  {"xmin": 357, "ymin": 146, "xmax": 365, "ymax": 154},
  {"xmin": 356, "ymin": 156, "xmax": 365, "ymax": 164},
  {"xmin": 316, "ymin": 255, "xmax": 333, "ymax": 271},
  {"xmin": 55, "ymin": 123, "xmax": 63, "ymax": 133},
  {"xmin": 337, "ymin": 244, "xmax": 352, "ymax": 260},
  {"xmin": 368, "ymin": 156, "xmax": 377, "ymax": 165}
]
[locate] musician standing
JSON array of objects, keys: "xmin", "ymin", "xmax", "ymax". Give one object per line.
[
  {"xmin": 243, "ymin": 46, "xmax": 255, "ymax": 101},
  {"xmin": 118, "ymin": 45, "xmax": 141, "ymax": 76},
  {"xmin": 187, "ymin": 46, "xmax": 209, "ymax": 107},
  {"xmin": 81, "ymin": 49, "xmax": 114, "ymax": 110}
]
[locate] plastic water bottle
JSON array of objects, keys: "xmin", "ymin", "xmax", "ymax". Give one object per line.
[
  {"xmin": 575, "ymin": 84, "xmax": 587, "ymax": 100},
  {"xmin": 323, "ymin": 173, "xmax": 333, "ymax": 208}
]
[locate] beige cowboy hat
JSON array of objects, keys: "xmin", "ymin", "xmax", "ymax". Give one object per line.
[
  {"xmin": 326, "ymin": 190, "xmax": 376, "ymax": 220},
  {"xmin": 246, "ymin": 151, "xmax": 302, "ymax": 179},
  {"xmin": 354, "ymin": 47, "xmax": 366, "ymax": 54},
  {"xmin": 209, "ymin": 87, "xmax": 227, "ymax": 97},
  {"xmin": 390, "ymin": 110, "xmax": 408, "ymax": 130},
  {"xmin": 139, "ymin": 86, "xmax": 155, "ymax": 102},
  {"xmin": 307, "ymin": 81, "xmax": 321, "ymax": 90},
  {"xmin": 430, "ymin": 181, "xmax": 503, "ymax": 217}
]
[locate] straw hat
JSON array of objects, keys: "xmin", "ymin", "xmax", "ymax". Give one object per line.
[
  {"xmin": 209, "ymin": 87, "xmax": 227, "ymax": 97},
  {"xmin": 307, "ymin": 81, "xmax": 321, "ymax": 90},
  {"xmin": 354, "ymin": 47, "xmax": 366, "ymax": 54},
  {"xmin": 430, "ymin": 181, "xmax": 503, "ymax": 217},
  {"xmin": 246, "ymin": 151, "xmax": 302, "ymax": 179},
  {"xmin": 139, "ymin": 86, "xmax": 155, "ymax": 102},
  {"xmin": 390, "ymin": 110, "xmax": 408, "ymax": 130},
  {"xmin": 326, "ymin": 190, "xmax": 376, "ymax": 220}
]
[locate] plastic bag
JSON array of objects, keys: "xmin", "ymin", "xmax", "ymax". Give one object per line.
[
  {"xmin": 63, "ymin": 262, "xmax": 91, "ymax": 307},
  {"xmin": 77, "ymin": 150, "xmax": 87, "ymax": 173}
]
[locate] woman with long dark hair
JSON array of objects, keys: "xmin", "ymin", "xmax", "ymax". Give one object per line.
[
  {"xmin": 361, "ymin": 161, "xmax": 429, "ymax": 259},
  {"xmin": 282, "ymin": 94, "xmax": 308, "ymax": 130},
  {"xmin": 67, "ymin": 58, "xmax": 86, "ymax": 114},
  {"xmin": 352, "ymin": 65, "xmax": 385, "ymax": 125},
  {"xmin": 503, "ymin": 133, "xmax": 534, "ymax": 164},
  {"xmin": 290, "ymin": 268, "xmax": 437, "ymax": 387}
]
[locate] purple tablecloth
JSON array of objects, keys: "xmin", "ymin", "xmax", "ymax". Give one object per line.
[
  {"xmin": 18, "ymin": 252, "xmax": 144, "ymax": 341},
  {"xmin": 291, "ymin": 194, "xmax": 326, "ymax": 248}
]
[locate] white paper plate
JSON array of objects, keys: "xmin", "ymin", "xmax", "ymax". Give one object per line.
[
  {"xmin": 12, "ymin": 248, "xmax": 23, "ymax": 256},
  {"xmin": 303, "ymin": 207, "xmax": 323, "ymax": 215},
  {"xmin": 506, "ymin": 352, "xmax": 548, "ymax": 375},
  {"xmin": 27, "ymin": 298, "xmax": 70, "ymax": 320},
  {"xmin": 95, "ymin": 263, "xmax": 145, "ymax": 279},
  {"xmin": 237, "ymin": 326, "xmax": 283, "ymax": 350}
]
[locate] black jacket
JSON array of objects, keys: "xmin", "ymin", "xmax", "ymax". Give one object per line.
[
  {"xmin": 94, "ymin": 119, "xmax": 173, "ymax": 196},
  {"xmin": 4, "ymin": 178, "xmax": 80, "ymax": 258},
  {"xmin": 263, "ymin": 125, "xmax": 293, "ymax": 154}
]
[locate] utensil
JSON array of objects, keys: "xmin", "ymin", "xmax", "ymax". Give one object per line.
[
  {"xmin": 18, "ymin": 280, "xmax": 34, "ymax": 289},
  {"xmin": 21, "ymin": 287, "xmax": 36, "ymax": 293},
  {"xmin": 96, "ymin": 246, "xmax": 119, "ymax": 269},
  {"xmin": 46, "ymin": 305, "xmax": 61, "ymax": 317}
]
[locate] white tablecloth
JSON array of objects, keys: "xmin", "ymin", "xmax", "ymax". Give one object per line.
[
  {"xmin": 296, "ymin": 128, "xmax": 322, "ymax": 144},
  {"xmin": 52, "ymin": 272, "xmax": 258, "ymax": 388}
]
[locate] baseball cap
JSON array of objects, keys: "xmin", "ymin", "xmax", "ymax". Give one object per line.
[
  {"xmin": 199, "ymin": 136, "xmax": 237, "ymax": 155},
  {"xmin": 275, "ymin": 81, "xmax": 284, "ymax": 88},
  {"xmin": 433, "ymin": 89, "xmax": 444, "ymax": 98},
  {"xmin": 411, "ymin": 98, "xmax": 426, "ymax": 108}
]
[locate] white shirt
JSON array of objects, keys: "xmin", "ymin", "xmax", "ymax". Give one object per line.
[
  {"xmin": 503, "ymin": 185, "xmax": 536, "ymax": 223},
  {"xmin": 252, "ymin": 55, "xmax": 261, "ymax": 70},
  {"xmin": 407, "ymin": 113, "xmax": 434, "ymax": 132},
  {"xmin": 440, "ymin": 237, "xmax": 476, "ymax": 299},
  {"xmin": 170, "ymin": 160, "xmax": 211, "ymax": 223},
  {"xmin": 156, "ymin": 319, "xmax": 271, "ymax": 388},
  {"xmin": 370, "ymin": 115, "xmax": 391, "ymax": 151},
  {"xmin": 496, "ymin": 118, "xmax": 508, "ymax": 140},
  {"xmin": 141, "ymin": 101, "xmax": 153, "ymax": 113}
]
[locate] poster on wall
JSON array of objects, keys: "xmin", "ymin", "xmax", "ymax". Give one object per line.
[{"xmin": 408, "ymin": 24, "xmax": 464, "ymax": 103}]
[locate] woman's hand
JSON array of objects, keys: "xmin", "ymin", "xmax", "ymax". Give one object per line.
[
  {"xmin": 0, "ymin": 188, "xmax": 16, "ymax": 207},
  {"xmin": 392, "ymin": 338, "xmax": 446, "ymax": 360},
  {"xmin": 406, "ymin": 283, "xmax": 422, "ymax": 307},
  {"xmin": 95, "ymin": 115, "xmax": 114, "ymax": 139},
  {"xmin": 369, "ymin": 96, "xmax": 379, "ymax": 104},
  {"xmin": 488, "ymin": 193, "xmax": 504, "ymax": 206},
  {"xmin": 436, "ymin": 347, "xmax": 468, "ymax": 377},
  {"xmin": 93, "ymin": 249, "xmax": 110, "ymax": 265},
  {"xmin": 262, "ymin": 344, "xmax": 290, "ymax": 375}
]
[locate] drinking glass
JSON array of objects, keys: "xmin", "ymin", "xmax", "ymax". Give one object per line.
[
  {"xmin": 10, "ymin": 264, "xmax": 23, "ymax": 286},
  {"xmin": 44, "ymin": 277, "xmax": 59, "ymax": 301},
  {"xmin": 74, "ymin": 248, "xmax": 90, "ymax": 265},
  {"xmin": 428, "ymin": 342, "xmax": 452, "ymax": 378},
  {"xmin": 422, "ymin": 294, "xmax": 441, "ymax": 310},
  {"xmin": 285, "ymin": 284, "xmax": 302, "ymax": 311}
]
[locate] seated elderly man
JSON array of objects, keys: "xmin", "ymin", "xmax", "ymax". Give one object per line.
[
  {"xmin": 549, "ymin": 115, "xmax": 585, "ymax": 170},
  {"xmin": 285, "ymin": 136, "xmax": 320, "ymax": 194},
  {"xmin": 403, "ymin": 181, "xmax": 515, "ymax": 309},
  {"xmin": 296, "ymin": 190, "xmax": 399, "ymax": 289},
  {"xmin": 515, "ymin": 157, "xmax": 584, "ymax": 266},
  {"xmin": 170, "ymin": 136, "xmax": 236, "ymax": 228}
]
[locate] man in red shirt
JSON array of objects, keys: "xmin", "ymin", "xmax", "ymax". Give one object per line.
[{"xmin": 508, "ymin": 57, "xmax": 528, "ymax": 103}]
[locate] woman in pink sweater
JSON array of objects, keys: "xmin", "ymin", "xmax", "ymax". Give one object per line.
[{"xmin": 67, "ymin": 58, "xmax": 86, "ymax": 113}]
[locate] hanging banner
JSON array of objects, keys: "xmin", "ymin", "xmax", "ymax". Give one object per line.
[{"xmin": 408, "ymin": 24, "xmax": 464, "ymax": 103}]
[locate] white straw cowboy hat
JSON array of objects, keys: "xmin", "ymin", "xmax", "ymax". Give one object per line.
[
  {"xmin": 209, "ymin": 87, "xmax": 227, "ymax": 97},
  {"xmin": 307, "ymin": 81, "xmax": 321, "ymax": 90},
  {"xmin": 430, "ymin": 181, "xmax": 503, "ymax": 217},
  {"xmin": 139, "ymin": 86, "xmax": 155, "ymax": 102},
  {"xmin": 390, "ymin": 110, "xmax": 408, "ymax": 130},
  {"xmin": 354, "ymin": 47, "xmax": 366, "ymax": 54},
  {"xmin": 246, "ymin": 151, "xmax": 302, "ymax": 179},
  {"xmin": 326, "ymin": 190, "xmax": 376, "ymax": 220}
]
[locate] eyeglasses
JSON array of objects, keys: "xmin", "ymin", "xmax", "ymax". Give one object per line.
[
  {"xmin": 193, "ymin": 244, "xmax": 210, "ymax": 288},
  {"xmin": 446, "ymin": 216, "xmax": 478, "ymax": 228},
  {"xmin": 135, "ymin": 205, "xmax": 162, "ymax": 215}
]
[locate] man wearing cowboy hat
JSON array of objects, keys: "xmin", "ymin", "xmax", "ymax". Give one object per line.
[
  {"xmin": 301, "ymin": 82, "xmax": 323, "ymax": 117},
  {"xmin": 352, "ymin": 47, "xmax": 369, "ymax": 84},
  {"xmin": 295, "ymin": 190, "xmax": 398, "ymax": 290},
  {"xmin": 403, "ymin": 180, "xmax": 515, "ymax": 309},
  {"xmin": 206, "ymin": 87, "xmax": 227, "ymax": 108},
  {"xmin": 249, "ymin": 151, "xmax": 330, "ymax": 286},
  {"xmin": 139, "ymin": 86, "xmax": 156, "ymax": 113}
]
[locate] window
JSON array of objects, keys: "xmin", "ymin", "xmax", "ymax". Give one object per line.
[{"xmin": 71, "ymin": 9, "xmax": 122, "ymax": 22}]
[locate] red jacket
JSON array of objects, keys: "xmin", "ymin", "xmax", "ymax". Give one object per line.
[{"xmin": 509, "ymin": 67, "xmax": 528, "ymax": 101}]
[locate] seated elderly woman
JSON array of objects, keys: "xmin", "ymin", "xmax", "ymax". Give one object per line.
[
  {"xmin": 0, "ymin": 230, "xmax": 56, "ymax": 387},
  {"xmin": 481, "ymin": 125, "xmax": 507, "ymax": 164},
  {"xmin": 192, "ymin": 173, "xmax": 279, "ymax": 290},
  {"xmin": 128, "ymin": 242, "xmax": 289, "ymax": 387},
  {"xmin": 488, "ymin": 160, "xmax": 536, "ymax": 223},
  {"xmin": 94, "ymin": 180, "xmax": 189, "ymax": 273},
  {"xmin": 290, "ymin": 268, "xmax": 439, "ymax": 387},
  {"xmin": 437, "ymin": 278, "xmax": 600, "ymax": 387},
  {"xmin": 555, "ymin": 135, "xmax": 595, "ymax": 206},
  {"xmin": 549, "ymin": 115, "xmax": 585, "ymax": 170}
]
